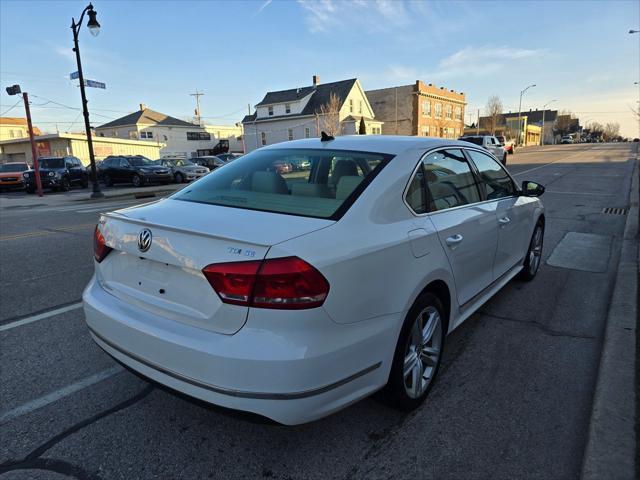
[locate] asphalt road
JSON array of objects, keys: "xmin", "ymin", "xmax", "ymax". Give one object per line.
[{"xmin": 0, "ymin": 143, "xmax": 636, "ymax": 480}]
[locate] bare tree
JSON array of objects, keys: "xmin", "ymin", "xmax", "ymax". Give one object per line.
[
  {"xmin": 586, "ymin": 121, "xmax": 604, "ymax": 140},
  {"xmin": 603, "ymin": 122, "xmax": 620, "ymax": 141},
  {"xmin": 485, "ymin": 95, "xmax": 503, "ymax": 135},
  {"xmin": 554, "ymin": 110, "xmax": 576, "ymax": 137},
  {"xmin": 318, "ymin": 93, "xmax": 342, "ymax": 136}
]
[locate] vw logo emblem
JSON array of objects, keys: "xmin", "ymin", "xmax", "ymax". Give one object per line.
[{"xmin": 137, "ymin": 228, "xmax": 152, "ymax": 253}]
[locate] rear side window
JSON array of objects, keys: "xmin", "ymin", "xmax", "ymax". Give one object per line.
[
  {"xmin": 459, "ymin": 137, "xmax": 483, "ymax": 146},
  {"xmin": 422, "ymin": 149, "xmax": 481, "ymax": 211},
  {"xmin": 466, "ymin": 150, "xmax": 516, "ymax": 200},
  {"xmin": 405, "ymin": 164, "xmax": 427, "ymax": 214},
  {"xmin": 173, "ymin": 148, "xmax": 392, "ymax": 219}
]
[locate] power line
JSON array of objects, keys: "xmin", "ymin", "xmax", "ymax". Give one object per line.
[{"xmin": 0, "ymin": 99, "xmax": 22, "ymax": 117}]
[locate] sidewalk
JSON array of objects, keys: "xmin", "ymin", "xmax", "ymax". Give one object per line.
[
  {"xmin": 0, "ymin": 183, "xmax": 182, "ymax": 209},
  {"xmin": 581, "ymin": 149, "xmax": 638, "ymax": 479}
]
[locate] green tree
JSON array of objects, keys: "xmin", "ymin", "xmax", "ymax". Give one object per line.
[{"xmin": 358, "ymin": 117, "xmax": 366, "ymax": 135}]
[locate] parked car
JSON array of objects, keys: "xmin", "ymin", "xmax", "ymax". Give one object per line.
[
  {"xmin": 458, "ymin": 135, "xmax": 507, "ymax": 165},
  {"xmin": 561, "ymin": 136, "xmax": 573, "ymax": 144},
  {"xmin": 154, "ymin": 158, "xmax": 209, "ymax": 183},
  {"xmin": 216, "ymin": 153, "xmax": 243, "ymax": 162},
  {"xmin": 23, "ymin": 156, "xmax": 88, "ymax": 193},
  {"xmin": 495, "ymin": 135, "xmax": 515, "ymax": 155},
  {"xmin": 99, "ymin": 155, "xmax": 172, "ymax": 187},
  {"xmin": 633, "ymin": 138, "xmax": 639, "ymax": 143},
  {"xmin": 0, "ymin": 162, "xmax": 30, "ymax": 190},
  {"xmin": 192, "ymin": 156, "xmax": 228, "ymax": 171},
  {"xmin": 85, "ymin": 136, "xmax": 546, "ymax": 425}
]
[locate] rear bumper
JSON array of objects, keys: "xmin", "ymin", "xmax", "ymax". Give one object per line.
[{"xmin": 82, "ymin": 275, "xmax": 399, "ymax": 424}]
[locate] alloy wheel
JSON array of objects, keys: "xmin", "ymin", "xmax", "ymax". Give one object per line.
[
  {"xmin": 403, "ymin": 306, "xmax": 442, "ymax": 399},
  {"xmin": 529, "ymin": 225, "xmax": 543, "ymax": 274}
]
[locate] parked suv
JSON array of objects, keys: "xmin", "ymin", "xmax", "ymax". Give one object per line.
[
  {"xmin": 24, "ymin": 156, "xmax": 88, "ymax": 193},
  {"xmin": 154, "ymin": 158, "xmax": 209, "ymax": 183},
  {"xmin": 458, "ymin": 135, "xmax": 507, "ymax": 165},
  {"xmin": 99, "ymin": 155, "xmax": 172, "ymax": 187},
  {"xmin": 495, "ymin": 135, "xmax": 515, "ymax": 155},
  {"xmin": 0, "ymin": 162, "xmax": 30, "ymax": 190}
]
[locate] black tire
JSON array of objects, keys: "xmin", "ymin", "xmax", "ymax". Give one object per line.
[
  {"xmin": 103, "ymin": 174, "xmax": 112, "ymax": 187},
  {"xmin": 502, "ymin": 154, "xmax": 507, "ymax": 165},
  {"xmin": 26, "ymin": 186, "xmax": 36, "ymax": 194},
  {"xmin": 174, "ymin": 172, "xmax": 184, "ymax": 184},
  {"xmin": 508, "ymin": 148, "xmax": 514, "ymax": 155},
  {"xmin": 518, "ymin": 220, "xmax": 544, "ymax": 281},
  {"xmin": 384, "ymin": 292, "xmax": 446, "ymax": 412},
  {"xmin": 132, "ymin": 174, "xmax": 142, "ymax": 187},
  {"xmin": 81, "ymin": 177, "xmax": 89, "ymax": 188},
  {"xmin": 60, "ymin": 177, "xmax": 71, "ymax": 192}
]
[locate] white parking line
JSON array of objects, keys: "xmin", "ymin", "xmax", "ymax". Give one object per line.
[
  {"xmin": 0, "ymin": 303, "xmax": 83, "ymax": 332},
  {"xmin": 0, "ymin": 366, "xmax": 123, "ymax": 425}
]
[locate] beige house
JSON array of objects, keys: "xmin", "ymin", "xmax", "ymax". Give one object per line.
[
  {"xmin": 242, "ymin": 76, "xmax": 383, "ymax": 152},
  {"xmin": 0, "ymin": 117, "xmax": 42, "ymax": 141},
  {"xmin": 0, "ymin": 133, "xmax": 163, "ymax": 165}
]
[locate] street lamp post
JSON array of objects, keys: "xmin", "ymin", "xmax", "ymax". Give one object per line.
[
  {"xmin": 540, "ymin": 99, "xmax": 557, "ymax": 146},
  {"xmin": 517, "ymin": 84, "xmax": 536, "ymax": 147},
  {"xmin": 71, "ymin": 3, "xmax": 103, "ymax": 199}
]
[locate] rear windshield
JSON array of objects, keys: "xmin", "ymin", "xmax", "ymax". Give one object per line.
[
  {"xmin": 173, "ymin": 148, "xmax": 393, "ymax": 219},
  {"xmin": 459, "ymin": 137, "xmax": 483, "ymax": 146}
]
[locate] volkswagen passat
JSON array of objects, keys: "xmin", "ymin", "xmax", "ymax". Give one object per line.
[{"xmin": 84, "ymin": 136, "xmax": 545, "ymax": 425}]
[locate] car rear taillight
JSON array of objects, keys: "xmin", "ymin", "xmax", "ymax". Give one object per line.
[
  {"xmin": 93, "ymin": 226, "xmax": 112, "ymax": 263},
  {"xmin": 202, "ymin": 256, "xmax": 329, "ymax": 310}
]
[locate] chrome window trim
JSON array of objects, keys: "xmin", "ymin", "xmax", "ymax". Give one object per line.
[{"xmin": 402, "ymin": 145, "xmax": 519, "ymax": 218}]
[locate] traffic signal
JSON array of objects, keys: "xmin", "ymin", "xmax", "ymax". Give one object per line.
[{"xmin": 5, "ymin": 84, "xmax": 21, "ymax": 96}]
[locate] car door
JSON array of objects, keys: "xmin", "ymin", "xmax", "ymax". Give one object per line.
[
  {"xmin": 420, "ymin": 148, "xmax": 498, "ymax": 306},
  {"xmin": 68, "ymin": 157, "xmax": 82, "ymax": 184},
  {"xmin": 465, "ymin": 148, "xmax": 530, "ymax": 280}
]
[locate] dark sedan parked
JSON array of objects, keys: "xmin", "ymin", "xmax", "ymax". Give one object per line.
[
  {"xmin": 24, "ymin": 156, "xmax": 88, "ymax": 193},
  {"xmin": 99, "ymin": 155, "xmax": 172, "ymax": 187}
]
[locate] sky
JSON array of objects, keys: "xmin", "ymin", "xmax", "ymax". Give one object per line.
[{"xmin": 1, "ymin": 0, "xmax": 639, "ymax": 137}]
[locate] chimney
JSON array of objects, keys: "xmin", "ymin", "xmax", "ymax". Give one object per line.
[
  {"xmin": 140, "ymin": 103, "xmax": 146, "ymax": 111},
  {"xmin": 312, "ymin": 75, "xmax": 320, "ymax": 86}
]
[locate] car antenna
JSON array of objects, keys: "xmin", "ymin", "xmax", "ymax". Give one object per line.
[{"xmin": 320, "ymin": 131, "xmax": 334, "ymax": 142}]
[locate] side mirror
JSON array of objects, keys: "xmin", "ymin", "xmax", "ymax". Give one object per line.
[{"xmin": 521, "ymin": 180, "xmax": 545, "ymax": 197}]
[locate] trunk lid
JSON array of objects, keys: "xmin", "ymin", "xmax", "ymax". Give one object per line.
[{"xmin": 97, "ymin": 198, "xmax": 333, "ymax": 334}]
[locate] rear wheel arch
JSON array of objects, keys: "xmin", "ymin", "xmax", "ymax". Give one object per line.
[{"xmin": 417, "ymin": 279, "xmax": 451, "ymax": 333}]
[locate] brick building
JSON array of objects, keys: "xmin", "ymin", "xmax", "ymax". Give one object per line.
[{"xmin": 366, "ymin": 81, "xmax": 466, "ymax": 138}]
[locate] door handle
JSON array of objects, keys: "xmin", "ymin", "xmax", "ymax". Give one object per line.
[
  {"xmin": 445, "ymin": 234, "xmax": 463, "ymax": 247},
  {"xmin": 498, "ymin": 217, "xmax": 511, "ymax": 226}
]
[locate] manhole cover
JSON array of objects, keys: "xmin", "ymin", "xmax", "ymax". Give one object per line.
[{"xmin": 601, "ymin": 207, "xmax": 628, "ymax": 215}]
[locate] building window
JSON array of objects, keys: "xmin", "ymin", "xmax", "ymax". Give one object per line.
[
  {"xmin": 422, "ymin": 101, "xmax": 431, "ymax": 117},
  {"xmin": 435, "ymin": 103, "xmax": 442, "ymax": 118},
  {"xmin": 186, "ymin": 131, "xmax": 211, "ymax": 141},
  {"xmin": 288, "ymin": 129, "xmax": 294, "ymax": 141},
  {"xmin": 349, "ymin": 99, "xmax": 354, "ymax": 113},
  {"xmin": 285, "ymin": 104, "xmax": 291, "ymax": 114},
  {"xmin": 129, "ymin": 130, "xmax": 138, "ymax": 139},
  {"xmin": 359, "ymin": 100, "xmax": 363, "ymax": 114},
  {"xmin": 304, "ymin": 127, "xmax": 310, "ymax": 138},
  {"xmin": 455, "ymin": 106, "xmax": 462, "ymax": 120},
  {"xmin": 9, "ymin": 130, "xmax": 14, "ymax": 138},
  {"xmin": 268, "ymin": 106, "xmax": 274, "ymax": 116},
  {"xmin": 140, "ymin": 131, "xmax": 153, "ymax": 139},
  {"xmin": 261, "ymin": 132, "xmax": 266, "ymax": 146},
  {"xmin": 421, "ymin": 125, "xmax": 430, "ymax": 136},
  {"xmin": 445, "ymin": 104, "xmax": 452, "ymax": 119}
]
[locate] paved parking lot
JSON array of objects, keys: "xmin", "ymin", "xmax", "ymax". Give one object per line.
[{"xmin": 0, "ymin": 143, "xmax": 636, "ymax": 479}]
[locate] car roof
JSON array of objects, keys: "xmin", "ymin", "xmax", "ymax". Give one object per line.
[{"xmin": 261, "ymin": 135, "xmax": 472, "ymax": 156}]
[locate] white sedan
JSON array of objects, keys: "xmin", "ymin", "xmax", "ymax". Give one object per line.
[{"xmin": 84, "ymin": 136, "xmax": 545, "ymax": 425}]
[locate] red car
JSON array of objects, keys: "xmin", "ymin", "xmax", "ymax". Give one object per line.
[{"xmin": 496, "ymin": 135, "xmax": 515, "ymax": 155}]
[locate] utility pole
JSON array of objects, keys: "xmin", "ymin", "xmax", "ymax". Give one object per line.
[
  {"xmin": 517, "ymin": 84, "xmax": 536, "ymax": 147},
  {"xmin": 395, "ymin": 87, "xmax": 398, "ymax": 135},
  {"xmin": 190, "ymin": 90, "xmax": 204, "ymax": 125},
  {"xmin": 23, "ymin": 92, "xmax": 44, "ymax": 197},
  {"xmin": 477, "ymin": 108, "xmax": 480, "ymax": 135}
]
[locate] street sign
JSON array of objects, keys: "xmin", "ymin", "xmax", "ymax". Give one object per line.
[
  {"xmin": 70, "ymin": 71, "xmax": 79, "ymax": 80},
  {"xmin": 84, "ymin": 79, "xmax": 106, "ymax": 89}
]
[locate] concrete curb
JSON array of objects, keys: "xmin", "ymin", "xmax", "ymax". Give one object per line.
[
  {"xmin": 581, "ymin": 149, "xmax": 638, "ymax": 479},
  {"xmin": 72, "ymin": 184, "xmax": 183, "ymax": 202}
]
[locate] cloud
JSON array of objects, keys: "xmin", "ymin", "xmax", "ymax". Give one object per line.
[
  {"xmin": 438, "ymin": 46, "xmax": 545, "ymax": 77},
  {"xmin": 297, "ymin": 0, "xmax": 410, "ymax": 34}
]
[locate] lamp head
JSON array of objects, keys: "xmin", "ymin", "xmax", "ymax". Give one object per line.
[{"xmin": 87, "ymin": 7, "xmax": 100, "ymax": 36}]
